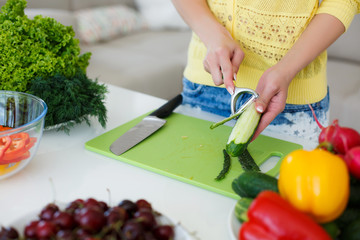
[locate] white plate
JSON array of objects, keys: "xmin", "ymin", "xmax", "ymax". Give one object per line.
[
  {"xmin": 10, "ymin": 202, "xmax": 194, "ymax": 240},
  {"xmin": 228, "ymin": 203, "xmax": 241, "ymax": 240}
]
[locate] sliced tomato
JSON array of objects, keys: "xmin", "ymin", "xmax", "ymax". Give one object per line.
[
  {"xmin": 0, "ymin": 151, "xmax": 30, "ymax": 165},
  {"xmin": 25, "ymin": 137, "xmax": 37, "ymax": 151},
  {"xmin": 0, "ymin": 136, "xmax": 12, "ymax": 160},
  {"xmin": 2, "ymin": 132, "xmax": 30, "ymax": 161},
  {"xmin": 11, "ymin": 132, "xmax": 30, "ymax": 145}
]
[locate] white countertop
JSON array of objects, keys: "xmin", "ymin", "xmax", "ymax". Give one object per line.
[{"xmin": 0, "ymin": 84, "xmax": 313, "ymax": 240}]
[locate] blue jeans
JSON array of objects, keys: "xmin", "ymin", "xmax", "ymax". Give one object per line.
[{"xmin": 181, "ymin": 78, "xmax": 329, "ymax": 141}]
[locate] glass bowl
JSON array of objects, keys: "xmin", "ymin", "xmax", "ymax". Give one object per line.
[{"xmin": 0, "ymin": 91, "xmax": 47, "ymax": 180}]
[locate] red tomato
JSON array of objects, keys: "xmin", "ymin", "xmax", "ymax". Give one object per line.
[
  {"xmin": 2, "ymin": 133, "xmax": 30, "ymax": 161},
  {"xmin": 0, "ymin": 151, "xmax": 30, "ymax": 165},
  {"xmin": 0, "ymin": 136, "xmax": 12, "ymax": 160}
]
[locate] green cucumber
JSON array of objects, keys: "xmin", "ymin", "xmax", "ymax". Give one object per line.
[
  {"xmin": 232, "ymin": 171, "xmax": 278, "ymax": 198},
  {"xmin": 234, "ymin": 197, "xmax": 253, "ymax": 223},
  {"xmin": 226, "ymin": 102, "xmax": 261, "ymax": 157}
]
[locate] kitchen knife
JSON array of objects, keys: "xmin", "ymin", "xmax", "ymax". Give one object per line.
[{"xmin": 109, "ymin": 94, "xmax": 183, "ymax": 155}]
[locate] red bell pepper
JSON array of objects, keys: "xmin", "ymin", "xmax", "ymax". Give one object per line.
[{"xmin": 239, "ymin": 191, "xmax": 331, "ymax": 240}]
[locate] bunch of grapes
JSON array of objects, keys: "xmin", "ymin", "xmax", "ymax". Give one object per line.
[{"xmin": 0, "ymin": 198, "xmax": 175, "ymax": 240}]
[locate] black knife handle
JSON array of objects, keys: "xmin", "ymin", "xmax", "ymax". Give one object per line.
[{"xmin": 149, "ymin": 94, "xmax": 183, "ymax": 118}]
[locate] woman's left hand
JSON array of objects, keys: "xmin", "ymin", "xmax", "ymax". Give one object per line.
[
  {"xmin": 252, "ymin": 66, "xmax": 292, "ymax": 140},
  {"xmin": 251, "ymin": 13, "xmax": 347, "ymax": 140}
]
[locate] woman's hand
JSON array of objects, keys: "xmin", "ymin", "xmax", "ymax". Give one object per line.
[
  {"xmin": 252, "ymin": 14, "xmax": 345, "ymax": 139},
  {"xmin": 171, "ymin": 0, "xmax": 244, "ymax": 94},
  {"xmin": 203, "ymin": 31, "xmax": 244, "ymax": 94},
  {"xmin": 252, "ymin": 66, "xmax": 292, "ymax": 140}
]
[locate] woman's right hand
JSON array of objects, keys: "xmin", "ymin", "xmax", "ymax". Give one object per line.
[
  {"xmin": 171, "ymin": 0, "xmax": 244, "ymax": 95},
  {"xmin": 203, "ymin": 31, "xmax": 244, "ymax": 95}
]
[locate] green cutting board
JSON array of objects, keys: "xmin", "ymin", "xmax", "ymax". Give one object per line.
[{"xmin": 85, "ymin": 113, "xmax": 302, "ymax": 199}]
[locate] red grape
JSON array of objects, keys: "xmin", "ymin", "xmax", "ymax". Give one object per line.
[
  {"xmin": 65, "ymin": 199, "xmax": 85, "ymax": 214},
  {"xmin": 36, "ymin": 220, "xmax": 57, "ymax": 239},
  {"xmin": 134, "ymin": 209, "xmax": 157, "ymax": 230},
  {"xmin": 0, "ymin": 226, "xmax": 19, "ymax": 239},
  {"xmin": 122, "ymin": 220, "xmax": 145, "ymax": 240},
  {"xmin": 104, "ymin": 206, "xmax": 128, "ymax": 225},
  {"xmin": 76, "ymin": 207, "xmax": 106, "ymax": 234},
  {"xmin": 56, "ymin": 229, "xmax": 75, "ymax": 240},
  {"xmin": 75, "ymin": 228, "xmax": 92, "ymax": 239},
  {"xmin": 135, "ymin": 199, "xmax": 152, "ymax": 210},
  {"xmin": 84, "ymin": 198, "xmax": 100, "ymax": 209},
  {"xmin": 153, "ymin": 225, "xmax": 175, "ymax": 240},
  {"xmin": 39, "ymin": 203, "xmax": 59, "ymax": 221},
  {"xmin": 118, "ymin": 200, "xmax": 138, "ymax": 217},
  {"xmin": 24, "ymin": 220, "xmax": 39, "ymax": 238},
  {"xmin": 53, "ymin": 211, "xmax": 76, "ymax": 230},
  {"xmin": 98, "ymin": 201, "xmax": 109, "ymax": 212}
]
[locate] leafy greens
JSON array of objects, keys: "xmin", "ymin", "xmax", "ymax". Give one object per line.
[
  {"xmin": 29, "ymin": 70, "xmax": 107, "ymax": 133},
  {"xmin": 0, "ymin": 0, "xmax": 107, "ymax": 131}
]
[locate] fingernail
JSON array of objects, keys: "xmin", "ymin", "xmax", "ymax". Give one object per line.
[
  {"xmin": 227, "ymin": 87, "xmax": 234, "ymax": 95},
  {"xmin": 256, "ymin": 105, "xmax": 264, "ymax": 113},
  {"xmin": 233, "ymin": 73, "xmax": 237, "ymax": 81}
]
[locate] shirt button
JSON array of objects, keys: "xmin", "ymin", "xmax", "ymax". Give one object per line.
[{"xmin": 228, "ymin": 15, "xmax": 232, "ymax": 21}]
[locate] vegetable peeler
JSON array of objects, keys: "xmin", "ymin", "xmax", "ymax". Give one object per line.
[
  {"xmin": 210, "ymin": 87, "xmax": 259, "ymax": 129},
  {"xmin": 231, "ymin": 87, "xmax": 259, "ymax": 116}
]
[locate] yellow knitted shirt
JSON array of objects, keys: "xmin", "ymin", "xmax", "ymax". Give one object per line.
[{"xmin": 183, "ymin": 0, "xmax": 360, "ymax": 104}]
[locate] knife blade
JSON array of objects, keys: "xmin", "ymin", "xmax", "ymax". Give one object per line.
[{"xmin": 109, "ymin": 94, "xmax": 183, "ymax": 155}]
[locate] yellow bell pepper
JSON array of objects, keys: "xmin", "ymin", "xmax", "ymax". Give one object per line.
[{"xmin": 278, "ymin": 149, "xmax": 349, "ymax": 223}]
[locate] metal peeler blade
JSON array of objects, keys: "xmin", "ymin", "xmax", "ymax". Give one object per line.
[
  {"xmin": 230, "ymin": 87, "xmax": 259, "ymax": 116},
  {"xmin": 209, "ymin": 87, "xmax": 259, "ymax": 129}
]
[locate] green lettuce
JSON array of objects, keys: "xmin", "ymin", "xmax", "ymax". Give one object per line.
[
  {"xmin": 0, "ymin": 0, "xmax": 90, "ymax": 92},
  {"xmin": 0, "ymin": 0, "xmax": 107, "ymax": 131}
]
